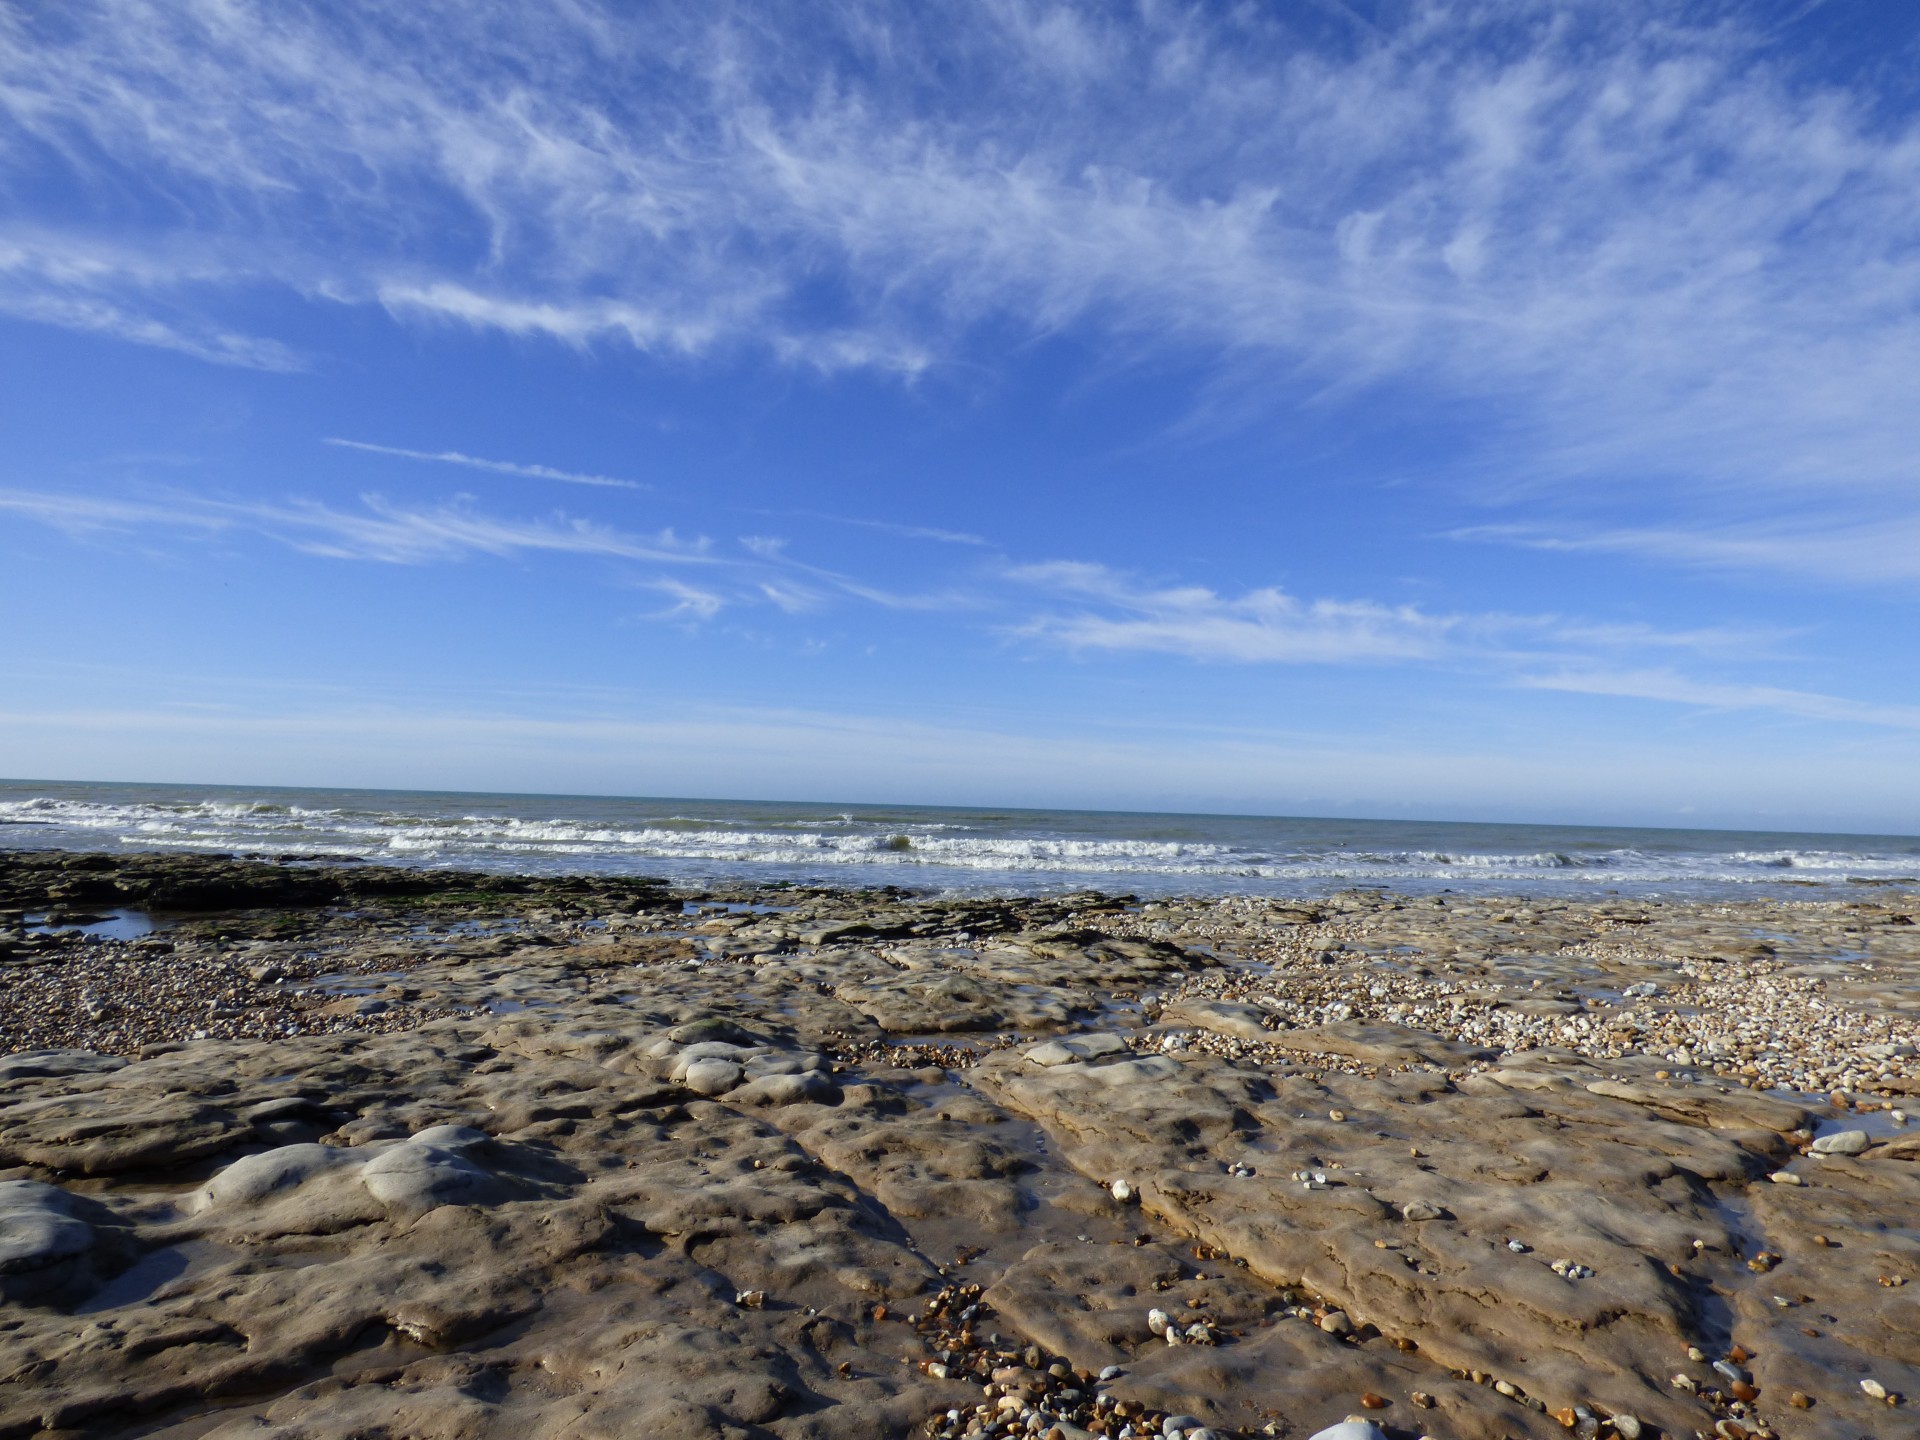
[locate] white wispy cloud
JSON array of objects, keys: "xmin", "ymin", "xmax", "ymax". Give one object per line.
[
  {"xmin": 0, "ymin": 484, "xmax": 968, "ymax": 617},
  {"xmin": 324, "ymin": 437, "xmax": 644, "ymax": 490},
  {"xmin": 843, "ymin": 519, "xmax": 986, "ymax": 547},
  {"xmin": 0, "ymin": 234, "xmax": 300, "ymax": 370},
  {"xmin": 1000, "ymin": 558, "xmax": 1909, "ymax": 727},
  {"xmin": 1002, "ymin": 558, "xmax": 1784, "ymax": 667},
  {"xmin": 744, "ymin": 534, "xmax": 981, "ymax": 612},
  {"xmin": 639, "ymin": 577, "xmax": 726, "ymax": 621},
  {"xmin": 374, "ymin": 284, "xmax": 731, "ymax": 361},
  {"xmin": 1457, "ymin": 519, "xmax": 1920, "ymax": 588},
  {"xmin": 1008, "ymin": 560, "xmax": 1460, "ymax": 664},
  {"xmin": 3, "ymin": 0, "xmax": 1918, "ymax": 580},
  {"xmin": 757, "ymin": 580, "xmax": 826, "ymax": 615},
  {"xmin": 0, "ymin": 225, "xmax": 301, "ymax": 368},
  {"xmin": 755, "ymin": 510, "xmax": 989, "ymax": 547},
  {"xmin": 7, "ymin": 481, "xmax": 1906, "ymax": 733},
  {"xmin": 0, "ymin": 488, "xmax": 706, "ymax": 565},
  {"xmin": 1521, "ymin": 669, "xmax": 1920, "ymax": 733}
]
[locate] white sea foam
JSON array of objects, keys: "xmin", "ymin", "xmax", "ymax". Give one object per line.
[{"xmin": 3, "ymin": 790, "xmax": 1915, "ymax": 897}]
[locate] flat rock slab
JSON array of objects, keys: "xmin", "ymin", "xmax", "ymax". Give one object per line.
[
  {"xmin": 1263, "ymin": 1021, "xmax": 1498, "ymax": 1069},
  {"xmin": 835, "ymin": 970, "xmax": 1081, "ymax": 1032},
  {"xmin": 1024, "ymin": 1033, "xmax": 1130, "ymax": 1067},
  {"xmin": 1162, "ymin": 998, "xmax": 1273, "ymax": 1041}
]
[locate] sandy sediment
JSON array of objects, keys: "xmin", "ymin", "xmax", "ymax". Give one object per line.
[{"xmin": 1, "ymin": 851, "xmax": 1918, "ymax": 1439}]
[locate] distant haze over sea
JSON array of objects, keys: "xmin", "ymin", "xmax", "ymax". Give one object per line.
[{"xmin": 3, "ymin": 780, "xmax": 1916, "ymax": 902}]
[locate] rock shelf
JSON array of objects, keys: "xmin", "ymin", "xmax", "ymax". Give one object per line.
[{"xmin": 0, "ymin": 852, "xmax": 1917, "ymax": 1438}]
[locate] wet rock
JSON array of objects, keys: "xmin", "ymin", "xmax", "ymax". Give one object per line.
[{"xmin": 0, "ymin": 1180, "xmax": 94, "ymax": 1301}]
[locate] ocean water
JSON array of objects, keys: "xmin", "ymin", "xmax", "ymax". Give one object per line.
[{"xmin": 3, "ymin": 779, "xmax": 1917, "ymax": 901}]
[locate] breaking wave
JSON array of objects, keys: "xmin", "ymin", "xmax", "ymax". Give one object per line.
[{"xmin": 3, "ymin": 789, "xmax": 1916, "ymax": 898}]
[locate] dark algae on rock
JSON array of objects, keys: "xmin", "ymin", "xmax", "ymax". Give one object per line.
[{"xmin": 1, "ymin": 851, "xmax": 1917, "ymax": 1437}]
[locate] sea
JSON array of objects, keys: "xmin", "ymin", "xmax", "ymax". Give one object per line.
[{"xmin": 2, "ymin": 779, "xmax": 1917, "ymax": 902}]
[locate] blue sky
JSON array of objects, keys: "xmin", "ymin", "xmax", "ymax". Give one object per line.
[{"xmin": 4, "ymin": 0, "xmax": 1920, "ymax": 831}]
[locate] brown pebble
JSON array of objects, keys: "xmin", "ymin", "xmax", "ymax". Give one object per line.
[
  {"xmin": 1732, "ymin": 1380, "xmax": 1758, "ymax": 1402},
  {"xmin": 1789, "ymin": 1391, "xmax": 1814, "ymax": 1408},
  {"xmin": 1359, "ymin": 1393, "xmax": 1388, "ymax": 1409}
]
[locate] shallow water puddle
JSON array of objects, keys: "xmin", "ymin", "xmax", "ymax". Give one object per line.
[{"xmin": 22, "ymin": 908, "xmax": 156, "ymax": 941}]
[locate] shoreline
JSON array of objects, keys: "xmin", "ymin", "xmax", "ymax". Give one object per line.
[
  {"xmin": 10, "ymin": 781, "xmax": 1920, "ymax": 902},
  {"xmin": 2, "ymin": 849, "xmax": 1916, "ymax": 1438}
]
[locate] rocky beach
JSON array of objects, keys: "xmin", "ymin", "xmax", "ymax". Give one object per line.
[{"xmin": 3, "ymin": 849, "xmax": 1918, "ymax": 1440}]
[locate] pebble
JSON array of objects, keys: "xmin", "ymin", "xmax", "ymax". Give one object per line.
[
  {"xmin": 1809, "ymin": 1128, "xmax": 1869, "ymax": 1156},
  {"xmin": 1305, "ymin": 1424, "xmax": 1387, "ymax": 1440},
  {"xmin": 1112, "ymin": 891, "xmax": 1920, "ymax": 1100}
]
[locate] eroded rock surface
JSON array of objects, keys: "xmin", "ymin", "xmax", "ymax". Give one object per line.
[{"xmin": 1, "ymin": 853, "xmax": 1917, "ymax": 1438}]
